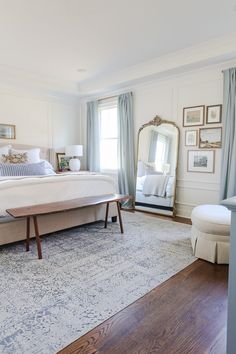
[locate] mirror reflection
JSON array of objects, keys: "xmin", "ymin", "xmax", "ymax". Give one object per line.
[{"xmin": 135, "ymin": 117, "xmax": 179, "ymax": 216}]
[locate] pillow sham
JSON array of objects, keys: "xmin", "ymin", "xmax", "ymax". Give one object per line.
[
  {"xmin": 166, "ymin": 176, "xmax": 175, "ymax": 198},
  {"xmin": 10, "ymin": 148, "xmax": 40, "ymax": 163},
  {"xmin": 137, "ymin": 160, "xmax": 145, "ymax": 177},
  {"xmin": 145, "ymin": 170, "xmax": 163, "ymax": 176},
  {"xmin": 41, "ymin": 160, "xmax": 56, "ymax": 175},
  {"xmin": 0, "ymin": 145, "xmax": 11, "ymax": 162},
  {"xmin": 0, "ymin": 161, "xmax": 46, "ymax": 176},
  {"xmin": 2, "ymin": 153, "xmax": 28, "ymax": 164}
]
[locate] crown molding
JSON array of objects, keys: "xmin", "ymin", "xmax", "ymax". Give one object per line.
[
  {"xmin": 0, "ymin": 33, "xmax": 236, "ymax": 100},
  {"xmin": 78, "ymin": 33, "xmax": 236, "ymax": 96},
  {"xmin": 0, "ymin": 65, "xmax": 80, "ymax": 101}
]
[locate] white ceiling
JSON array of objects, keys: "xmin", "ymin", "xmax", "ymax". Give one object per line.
[{"xmin": 0, "ymin": 0, "xmax": 235, "ymax": 91}]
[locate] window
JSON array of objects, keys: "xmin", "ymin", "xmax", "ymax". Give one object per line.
[
  {"xmin": 99, "ymin": 99, "xmax": 118, "ymax": 171},
  {"xmin": 155, "ymin": 133, "xmax": 169, "ymax": 171}
]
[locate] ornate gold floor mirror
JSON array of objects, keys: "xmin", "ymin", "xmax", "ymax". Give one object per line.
[{"xmin": 135, "ymin": 116, "xmax": 180, "ymax": 217}]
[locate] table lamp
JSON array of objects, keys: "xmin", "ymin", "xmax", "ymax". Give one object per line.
[{"xmin": 65, "ymin": 145, "xmax": 83, "ymax": 171}]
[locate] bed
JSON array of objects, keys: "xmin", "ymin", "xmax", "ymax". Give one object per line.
[{"xmin": 0, "ymin": 144, "xmax": 117, "ymax": 245}]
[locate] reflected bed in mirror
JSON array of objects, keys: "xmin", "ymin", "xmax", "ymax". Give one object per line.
[{"xmin": 135, "ymin": 116, "xmax": 179, "ymax": 217}]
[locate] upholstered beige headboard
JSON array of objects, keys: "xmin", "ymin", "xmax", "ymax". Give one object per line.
[{"xmin": 0, "ymin": 143, "xmax": 52, "ymax": 164}]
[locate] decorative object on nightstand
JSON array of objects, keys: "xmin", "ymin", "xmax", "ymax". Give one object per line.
[
  {"xmin": 56, "ymin": 153, "xmax": 70, "ymax": 171},
  {"xmin": 65, "ymin": 145, "xmax": 83, "ymax": 171}
]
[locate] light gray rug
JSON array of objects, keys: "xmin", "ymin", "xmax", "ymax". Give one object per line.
[{"xmin": 0, "ymin": 212, "xmax": 195, "ymax": 354}]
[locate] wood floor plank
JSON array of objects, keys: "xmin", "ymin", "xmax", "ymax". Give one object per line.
[{"xmin": 58, "ymin": 260, "xmax": 228, "ymax": 354}]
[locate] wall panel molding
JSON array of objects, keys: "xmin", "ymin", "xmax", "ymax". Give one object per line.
[{"xmin": 176, "ymin": 179, "xmax": 220, "ymax": 192}]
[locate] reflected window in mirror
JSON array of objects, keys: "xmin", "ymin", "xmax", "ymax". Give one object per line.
[{"xmin": 148, "ymin": 131, "xmax": 170, "ymax": 172}]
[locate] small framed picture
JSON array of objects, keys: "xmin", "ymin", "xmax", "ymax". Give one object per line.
[
  {"xmin": 0, "ymin": 124, "xmax": 16, "ymax": 139},
  {"xmin": 56, "ymin": 153, "xmax": 70, "ymax": 171},
  {"xmin": 183, "ymin": 106, "xmax": 205, "ymax": 127},
  {"xmin": 206, "ymin": 105, "xmax": 222, "ymax": 124},
  {"xmin": 199, "ymin": 127, "xmax": 222, "ymax": 148},
  {"xmin": 187, "ymin": 150, "xmax": 215, "ymax": 173},
  {"xmin": 185, "ymin": 130, "xmax": 198, "ymax": 146}
]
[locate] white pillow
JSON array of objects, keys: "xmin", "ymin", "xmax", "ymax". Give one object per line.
[
  {"xmin": 166, "ymin": 176, "xmax": 175, "ymax": 198},
  {"xmin": 137, "ymin": 160, "xmax": 145, "ymax": 177},
  {"xmin": 40, "ymin": 159, "xmax": 56, "ymax": 175},
  {"xmin": 10, "ymin": 148, "xmax": 40, "ymax": 163},
  {"xmin": 0, "ymin": 145, "xmax": 11, "ymax": 162}
]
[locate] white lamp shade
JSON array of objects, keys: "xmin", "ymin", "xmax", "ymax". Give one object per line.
[{"xmin": 65, "ymin": 145, "xmax": 83, "ymax": 157}]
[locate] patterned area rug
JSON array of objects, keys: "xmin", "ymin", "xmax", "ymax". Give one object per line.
[{"xmin": 0, "ymin": 212, "xmax": 195, "ymax": 354}]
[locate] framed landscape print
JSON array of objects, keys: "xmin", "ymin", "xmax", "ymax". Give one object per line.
[
  {"xmin": 183, "ymin": 106, "xmax": 205, "ymax": 127},
  {"xmin": 199, "ymin": 127, "xmax": 222, "ymax": 148},
  {"xmin": 206, "ymin": 104, "xmax": 222, "ymax": 124},
  {"xmin": 0, "ymin": 124, "xmax": 16, "ymax": 139},
  {"xmin": 56, "ymin": 153, "xmax": 70, "ymax": 171},
  {"xmin": 187, "ymin": 150, "xmax": 215, "ymax": 173},
  {"xmin": 185, "ymin": 130, "xmax": 198, "ymax": 146}
]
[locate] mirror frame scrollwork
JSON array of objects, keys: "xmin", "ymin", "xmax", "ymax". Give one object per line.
[{"xmin": 136, "ymin": 115, "xmax": 180, "ymax": 217}]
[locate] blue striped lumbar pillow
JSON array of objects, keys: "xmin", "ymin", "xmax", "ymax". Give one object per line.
[{"xmin": 0, "ymin": 161, "xmax": 46, "ymax": 176}]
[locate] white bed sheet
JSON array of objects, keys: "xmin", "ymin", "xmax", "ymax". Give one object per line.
[{"xmin": 0, "ymin": 174, "xmax": 117, "ymax": 216}]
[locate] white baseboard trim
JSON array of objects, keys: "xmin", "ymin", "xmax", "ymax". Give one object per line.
[{"xmin": 176, "ymin": 202, "xmax": 196, "ymax": 218}]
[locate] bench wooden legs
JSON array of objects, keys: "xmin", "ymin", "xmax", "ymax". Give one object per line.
[
  {"xmin": 26, "ymin": 217, "xmax": 30, "ymax": 252},
  {"xmin": 104, "ymin": 202, "xmax": 124, "ymax": 234},
  {"xmin": 25, "ymin": 216, "xmax": 42, "ymax": 259},
  {"xmin": 104, "ymin": 203, "xmax": 109, "ymax": 229},
  {"xmin": 116, "ymin": 201, "xmax": 124, "ymax": 234},
  {"xmin": 25, "ymin": 200, "xmax": 126, "ymax": 260},
  {"xmin": 33, "ymin": 216, "xmax": 42, "ymax": 259}
]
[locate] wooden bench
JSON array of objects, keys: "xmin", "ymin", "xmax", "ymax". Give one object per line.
[{"xmin": 6, "ymin": 194, "xmax": 130, "ymax": 260}]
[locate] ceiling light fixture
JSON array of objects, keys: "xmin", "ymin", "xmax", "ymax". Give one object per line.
[{"xmin": 76, "ymin": 68, "xmax": 87, "ymax": 73}]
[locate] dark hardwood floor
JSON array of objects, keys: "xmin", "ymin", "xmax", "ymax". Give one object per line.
[
  {"xmin": 58, "ymin": 260, "xmax": 228, "ymax": 354},
  {"xmin": 134, "ymin": 209, "xmax": 192, "ymax": 225}
]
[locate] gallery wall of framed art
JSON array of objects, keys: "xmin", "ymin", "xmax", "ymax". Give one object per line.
[{"xmin": 183, "ymin": 104, "xmax": 222, "ymax": 174}]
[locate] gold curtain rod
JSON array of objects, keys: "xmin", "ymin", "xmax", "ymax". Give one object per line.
[
  {"xmin": 97, "ymin": 92, "xmax": 132, "ymax": 102},
  {"xmin": 221, "ymin": 66, "xmax": 236, "ymax": 73},
  {"xmin": 98, "ymin": 94, "xmax": 118, "ymax": 102}
]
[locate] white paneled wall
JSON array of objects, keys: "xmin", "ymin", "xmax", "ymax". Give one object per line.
[
  {"xmin": 0, "ymin": 90, "xmax": 79, "ymax": 150},
  {"xmin": 79, "ymin": 61, "xmax": 236, "ymax": 217},
  {"xmin": 133, "ymin": 66, "xmax": 223, "ymax": 217},
  {"xmin": 133, "ymin": 67, "xmax": 222, "ymax": 217}
]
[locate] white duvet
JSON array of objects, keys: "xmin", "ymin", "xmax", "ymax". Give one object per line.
[{"xmin": 0, "ymin": 174, "xmax": 117, "ymax": 216}]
